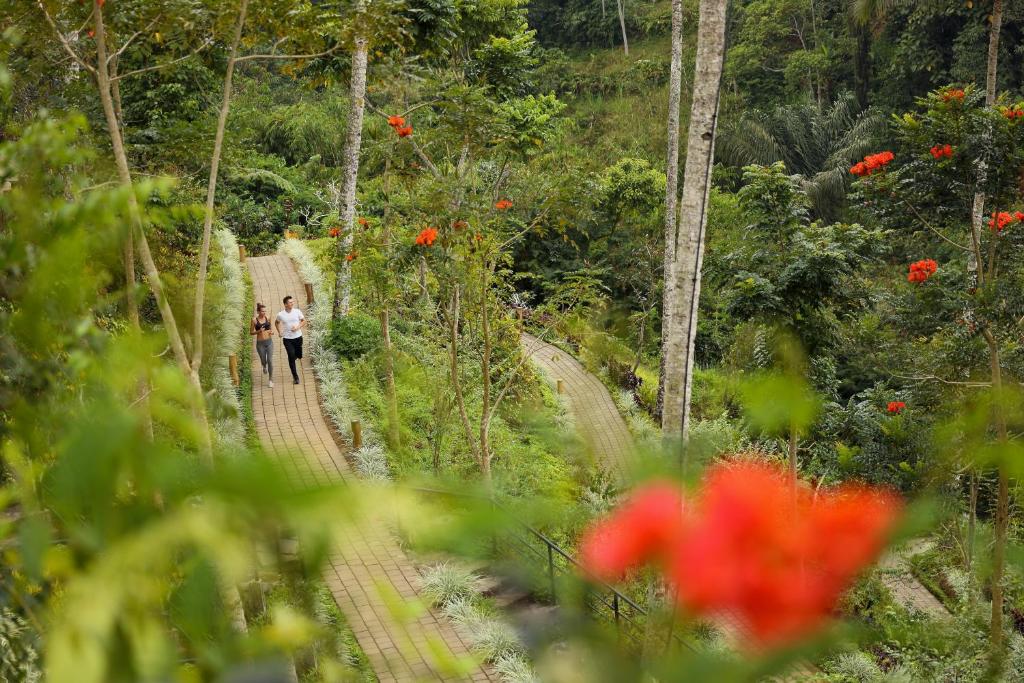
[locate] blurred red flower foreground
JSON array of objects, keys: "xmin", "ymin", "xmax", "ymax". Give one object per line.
[{"xmin": 580, "ymin": 462, "xmax": 902, "ymax": 647}]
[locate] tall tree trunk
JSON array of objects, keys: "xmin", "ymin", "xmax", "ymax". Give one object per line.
[
  {"xmin": 660, "ymin": 0, "xmax": 727, "ymax": 444},
  {"xmin": 113, "ymin": 63, "xmax": 154, "ymax": 442},
  {"xmin": 478, "ymin": 262, "xmax": 493, "ymax": 486},
  {"xmin": 333, "ymin": 28, "xmax": 369, "ymax": 319},
  {"xmin": 967, "ymin": 468, "xmax": 978, "ymax": 604},
  {"xmin": 853, "ymin": 23, "xmax": 870, "ymax": 110},
  {"xmin": 985, "ymin": 327, "xmax": 1009, "ymax": 653},
  {"xmin": 448, "ymin": 288, "xmax": 480, "ymax": 465},
  {"xmin": 656, "ymin": 0, "xmax": 684, "ymax": 420},
  {"xmin": 616, "ymin": 0, "xmax": 629, "ymax": 56},
  {"xmin": 969, "ymin": 0, "xmax": 1003, "ymax": 290},
  {"xmin": 380, "ymin": 307, "xmax": 400, "ymax": 447},
  {"xmin": 193, "ymin": 0, "xmax": 249, "ymax": 379},
  {"xmin": 966, "ymin": 0, "xmax": 1006, "ymax": 653},
  {"xmin": 92, "ymin": 2, "xmax": 213, "ymax": 461}
]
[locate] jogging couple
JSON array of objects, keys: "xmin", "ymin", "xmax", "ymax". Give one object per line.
[{"xmin": 250, "ymin": 295, "xmax": 306, "ymax": 387}]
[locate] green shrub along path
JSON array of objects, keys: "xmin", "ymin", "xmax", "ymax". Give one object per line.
[
  {"xmin": 249, "ymin": 254, "xmax": 495, "ymax": 683},
  {"xmin": 521, "ymin": 333, "xmax": 634, "ymax": 477}
]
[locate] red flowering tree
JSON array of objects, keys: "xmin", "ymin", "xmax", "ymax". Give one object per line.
[{"xmin": 852, "ymin": 84, "xmax": 1024, "ymax": 648}]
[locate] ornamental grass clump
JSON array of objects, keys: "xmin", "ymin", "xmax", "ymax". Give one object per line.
[{"xmin": 420, "ymin": 562, "xmax": 482, "ymax": 607}]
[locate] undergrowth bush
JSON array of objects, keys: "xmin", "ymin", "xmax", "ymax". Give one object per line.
[{"xmin": 329, "ymin": 313, "xmax": 382, "ymax": 360}]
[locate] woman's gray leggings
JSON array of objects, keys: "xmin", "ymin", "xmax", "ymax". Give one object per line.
[{"xmin": 256, "ymin": 338, "xmax": 273, "ymax": 377}]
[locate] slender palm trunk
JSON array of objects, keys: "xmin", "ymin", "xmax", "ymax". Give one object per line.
[
  {"xmin": 616, "ymin": 0, "xmax": 629, "ymax": 56},
  {"xmin": 966, "ymin": 0, "xmax": 1006, "ymax": 652},
  {"xmin": 967, "ymin": 469, "xmax": 978, "ymax": 605},
  {"xmin": 660, "ymin": 0, "xmax": 728, "ymax": 444},
  {"xmin": 985, "ymin": 327, "xmax": 1009, "ymax": 651},
  {"xmin": 853, "ymin": 23, "xmax": 870, "ymax": 110},
  {"xmin": 478, "ymin": 262, "xmax": 493, "ymax": 486},
  {"xmin": 333, "ymin": 29, "xmax": 369, "ymax": 319},
  {"xmin": 448, "ymin": 289, "xmax": 480, "ymax": 466},
  {"xmin": 656, "ymin": 0, "xmax": 684, "ymax": 420},
  {"xmin": 92, "ymin": 3, "xmax": 213, "ymax": 461},
  {"xmin": 193, "ymin": 0, "xmax": 249, "ymax": 379},
  {"xmin": 380, "ymin": 307, "xmax": 400, "ymax": 447},
  {"xmin": 110, "ymin": 61, "xmax": 153, "ymax": 441}
]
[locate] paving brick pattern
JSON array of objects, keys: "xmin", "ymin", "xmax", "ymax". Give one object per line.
[
  {"xmin": 249, "ymin": 254, "xmax": 494, "ymax": 682},
  {"xmin": 879, "ymin": 543, "xmax": 950, "ymax": 618},
  {"xmin": 521, "ymin": 333, "xmax": 634, "ymax": 476}
]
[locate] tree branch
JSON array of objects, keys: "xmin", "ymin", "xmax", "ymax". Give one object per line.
[
  {"xmin": 108, "ymin": 15, "xmax": 161, "ymax": 64},
  {"xmin": 901, "ymin": 199, "xmax": 971, "ymax": 252},
  {"xmin": 365, "ymin": 98, "xmax": 442, "ymax": 177},
  {"xmin": 890, "ymin": 373, "xmax": 991, "ymax": 387},
  {"xmin": 233, "ymin": 44, "xmax": 342, "ymax": 63},
  {"xmin": 111, "ymin": 39, "xmax": 212, "ymax": 81},
  {"xmin": 35, "ymin": 0, "xmax": 96, "ymax": 75}
]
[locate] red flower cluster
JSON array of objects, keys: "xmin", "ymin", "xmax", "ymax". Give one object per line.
[
  {"xmin": 941, "ymin": 89, "xmax": 965, "ymax": 103},
  {"xmin": 452, "ymin": 219, "xmax": 468, "ymax": 231},
  {"xmin": 328, "ymin": 226, "xmax": 341, "ymax": 238},
  {"xmin": 345, "ymin": 251, "xmax": 358, "ymax": 261},
  {"xmin": 473, "ymin": 232, "xmax": 483, "ymax": 243},
  {"xmin": 357, "ymin": 216, "xmax": 369, "ymax": 227},
  {"xmin": 495, "ymin": 199, "xmax": 513, "ymax": 211},
  {"xmin": 929, "ymin": 144, "xmax": 953, "ymax": 159},
  {"xmin": 387, "ymin": 114, "xmax": 413, "ymax": 138},
  {"xmin": 580, "ymin": 483, "xmax": 684, "ymax": 579},
  {"xmin": 415, "ymin": 227, "xmax": 438, "ymax": 246},
  {"xmin": 887, "ymin": 401, "xmax": 906, "ymax": 414},
  {"xmin": 850, "ymin": 151, "xmax": 894, "ymax": 176},
  {"xmin": 1001, "ymin": 106, "xmax": 1024, "ymax": 120},
  {"xmin": 988, "ymin": 211, "xmax": 1024, "ymax": 232},
  {"xmin": 907, "ymin": 259, "xmax": 938, "ymax": 283},
  {"xmin": 580, "ymin": 463, "xmax": 902, "ymax": 647}
]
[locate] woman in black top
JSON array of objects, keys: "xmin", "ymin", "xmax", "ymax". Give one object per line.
[{"xmin": 250, "ymin": 303, "xmax": 275, "ymax": 387}]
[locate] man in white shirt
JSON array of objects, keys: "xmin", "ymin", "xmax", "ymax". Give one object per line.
[{"xmin": 275, "ymin": 295, "xmax": 306, "ymax": 384}]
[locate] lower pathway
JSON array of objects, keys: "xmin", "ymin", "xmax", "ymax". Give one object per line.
[
  {"xmin": 879, "ymin": 541, "xmax": 950, "ymax": 618},
  {"xmin": 521, "ymin": 333, "xmax": 633, "ymax": 475},
  {"xmin": 249, "ymin": 254, "xmax": 494, "ymax": 682}
]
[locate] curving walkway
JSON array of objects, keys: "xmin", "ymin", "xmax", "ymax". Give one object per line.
[
  {"xmin": 250, "ymin": 254, "xmax": 494, "ymax": 682},
  {"xmin": 521, "ymin": 333, "xmax": 633, "ymax": 476}
]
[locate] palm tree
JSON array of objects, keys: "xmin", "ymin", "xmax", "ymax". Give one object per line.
[{"xmin": 717, "ymin": 93, "xmax": 885, "ymax": 221}]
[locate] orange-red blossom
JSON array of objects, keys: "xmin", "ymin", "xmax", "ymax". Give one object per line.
[
  {"xmin": 580, "ymin": 462, "xmax": 901, "ymax": 647},
  {"xmin": 415, "ymin": 227, "xmax": 438, "ymax": 246},
  {"xmin": 850, "ymin": 151, "xmax": 894, "ymax": 177}
]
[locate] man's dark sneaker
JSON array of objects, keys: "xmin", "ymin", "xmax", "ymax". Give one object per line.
[{"xmin": 293, "ymin": 377, "xmax": 300, "ymax": 385}]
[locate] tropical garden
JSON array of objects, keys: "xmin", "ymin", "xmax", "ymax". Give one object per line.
[{"xmin": 3, "ymin": 0, "xmax": 1024, "ymax": 680}]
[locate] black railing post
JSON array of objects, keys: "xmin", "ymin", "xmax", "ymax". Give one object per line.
[
  {"xmin": 613, "ymin": 592, "xmax": 620, "ymax": 626},
  {"xmin": 547, "ymin": 543, "xmax": 556, "ymax": 600}
]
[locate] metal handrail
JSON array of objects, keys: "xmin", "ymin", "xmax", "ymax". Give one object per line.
[{"xmin": 408, "ymin": 486, "xmax": 696, "ymax": 652}]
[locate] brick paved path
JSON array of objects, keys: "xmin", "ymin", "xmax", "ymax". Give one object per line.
[
  {"xmin": 249, "ymin": 255, "xmax": 494, "ymax": 682},
  {"xmin": 521, "ymin": 333, "xmax": 633, "ymax": 476},
  {"xmin": 879, "ymin": 541, "xmax": 950, "ymax": 618}
]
